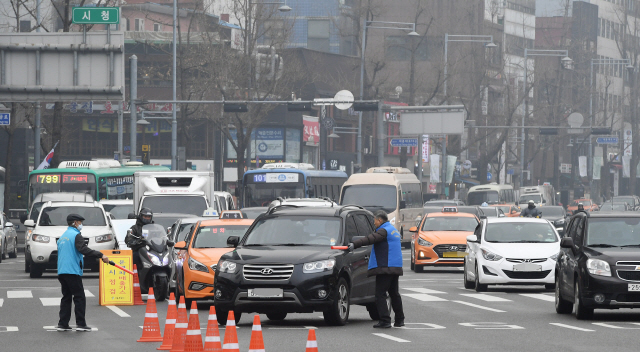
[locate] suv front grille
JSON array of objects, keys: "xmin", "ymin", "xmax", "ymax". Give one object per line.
[
  {"xmin": 617, "ymin": 271, "xmax": 640, "ymax": 282},
  {"xmin": 243, "ymin": 264, "xmax": 294, "ymax": 281},
  {"xmin": 617, "ymin": 261, "xmax": 640, "ymax": 266},
  {"xmin": 502, "ymin": 269, "xmax": 551, "ymax": 279},
  {"xmin": 506, "ymin": 258, "xmax": 547, "ymax": 264},
  {"xmin": 433, "ymin": 244, "xmax": 467, "ymax": 258},
  {"xmin": 615, "ymin": 293, "xmax": 640, "ymax": 302}
]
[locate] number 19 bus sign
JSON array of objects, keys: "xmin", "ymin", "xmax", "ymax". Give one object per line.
[{"xmin": 72, "ymin": 7, "xmax": 120, "ymax": 24}]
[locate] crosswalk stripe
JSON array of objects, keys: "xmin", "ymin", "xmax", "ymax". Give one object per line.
[
  {"xmin": 403, "ymin": 288, "xmax": 446, "ymax": 294},
  {"xmin": 40, "ymin": 298, "xmax": 60, "ymax": 306},
  {"xmin": 452, "ymin": 300, "xmax": 506, "ymax": 312},
  {"xmin": 520, "ymin": 294, "xmax": 555, "ymax": 302},
  {"xmin": 0, "ymin": 298, "xmax": 3, "ymax": 307},
  {"xmin": 106, "ymin": 305, "xmax": 130, "ymax": 317},
  {"xmin": 550, "ymin": 323, "xmax": 594, "ymax": 332},
  {"xmin": 459, "ymin": 294, "xmax": 512, "ymax": 302},
  {"xmin": 84, "ymin": 290, "xmax": 94, "ymax": 297},
  {"xmin": 402, "ymin": 293, "xmax": 448, "ymax": 302},
  {"xmin": 7, "ymin": 290, "xmax": 32, "ymax": 298},
  {"xmin": 372, "ymin": 333, "xmax": 411, "ymax": 343}
]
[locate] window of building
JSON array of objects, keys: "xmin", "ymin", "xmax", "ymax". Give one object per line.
[
  {"xmin": 19, "ymin": 20, "xmax": 31, "ymax": 32},
  {"xmin": 135, "ymin": 18, "xmax": 144, "ymax": 31},
  {"xmin": 154, "ymin": 23, "xmax": 162, "ymax": 32},
  {"xmin": 307, "ymin": 19, "xmax": 330, "ymax": 52}
]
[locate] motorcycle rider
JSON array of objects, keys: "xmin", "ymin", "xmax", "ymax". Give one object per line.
[
  {"xmin": 125, "ymin": 208, "xmax": 154, "ymax": 271},
  {"xmin": 520, "ymin": 200, "xmax": 541, "ymax": 218}
]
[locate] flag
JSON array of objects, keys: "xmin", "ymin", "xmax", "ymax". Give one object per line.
[{"xmin": 37, "ymin": 141, "xmax": 59, "ymax": 170}]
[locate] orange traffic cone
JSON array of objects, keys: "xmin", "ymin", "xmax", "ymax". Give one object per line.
[
  {"xmin": 203, "ymin": 307, "xmax": 222, "ymax": 352},
  {"xmin": 171, "ymin": 297, "xmax": 189, "ymax": 352},
  {"xmin": 158, "ymin": 292, "xmax": 178, "ymax": 350},
  {"xmin": 305, "ymin": 329, "xmax": 318, "ymax": 352},
  {"xmin": 248, "ymin": 315, "xmax": 265, "ymax": 352},
  {"xmin": 133, "ymin": 264, "xmax": 145, "ymax": 305},
  {"xmin": 221, "ymin": 311, "xmax": 239, "ymax": 352},
  {"xmin": 138, "ymin": 287, "xmax": 163, "ymax": 342},
  {"xmin": 184, "ymin": 301, "xmax": 203, "ymax": 352}
]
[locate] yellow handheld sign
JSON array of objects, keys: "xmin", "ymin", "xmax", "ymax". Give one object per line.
[{"xmin": 99, "ymin": 250, "xmax": 134, "ymax": 306}]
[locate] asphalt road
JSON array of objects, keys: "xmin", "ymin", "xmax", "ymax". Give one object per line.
[{"xmin": 2, "ymin": 250, "xmax": 640, "ymax": 352}]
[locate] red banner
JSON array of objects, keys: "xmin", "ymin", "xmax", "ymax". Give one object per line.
[{"xmin": 303, "ymin": 116, "xmax": 320, "ymax": 143}]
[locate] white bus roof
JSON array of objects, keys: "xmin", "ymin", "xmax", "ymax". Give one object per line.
[
  {"xmin": 260, "ymin": 163, "xmax": 315, "ymax": 170},
  {"xmin": 58, "ymin": 160, "xmax": 122, "ymax": 169},
  {"xmin": 366, "ymin": 167, "xmax": 413, "ymax": 174}
]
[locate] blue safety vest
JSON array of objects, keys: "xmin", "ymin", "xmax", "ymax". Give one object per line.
[
  {"xmin": 368, "ymin": 222, "xmax": 403, "ymax": 270},
  {"xmin": 57, "ymin": 227, "xmax": 84, "ymax": 276}
]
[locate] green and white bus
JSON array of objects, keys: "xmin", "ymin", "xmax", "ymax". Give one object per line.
[{"xmin": 27, "ymin": 160, "xmax": 169, "ymax": 209}]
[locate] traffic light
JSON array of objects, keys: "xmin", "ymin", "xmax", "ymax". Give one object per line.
[
  {"xmin": 591, "ymin": 127, "xmax": 611, "ymax": 135},
  {"xmin": 223, "ymin": 103, "xmax": 248, "ymax": 113},
  {"xmin": 353, "ymin": 102, "xmax": 379, "ymax": 111},
  {"xmin": 539, "ymin": 128, "xmax": 558, "ymax": 135},
  {"xmin": 287, "ymin": 102, "xmax": 314, "ymax": 111}
]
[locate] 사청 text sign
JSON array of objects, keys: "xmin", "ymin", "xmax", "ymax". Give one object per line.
[{"xmin": 99, "ymin": 250, "xmax": 133, "ymax": 305}]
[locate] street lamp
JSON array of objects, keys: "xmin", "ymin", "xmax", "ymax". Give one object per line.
[
  {"xmin": 519, "ymin": 49, "xmax": 571, "ymax": 189},
  {"xmin": 443, "ymin": 34, "xmax": 497, "ymax": 99},
  {"xmin": 360, "ymin": 20, "xmax": 419, "ymax": 169}
]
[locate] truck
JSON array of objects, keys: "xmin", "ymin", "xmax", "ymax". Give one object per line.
[
  {"xmin": 518, "ymin": 185, "xmax": 555, "ymax": 207},
  {"xmin": 133, "ymin": 171, "xmax": 217, "ymax": 216}
]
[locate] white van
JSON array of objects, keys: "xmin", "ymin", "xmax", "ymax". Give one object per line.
[
  {"xmin": 339, "ymin": 167, "xmax": 422, "ymax": 243},
  {"xmin": 466, "ymin": 183, "xmax": 516, "ymax": 206}
]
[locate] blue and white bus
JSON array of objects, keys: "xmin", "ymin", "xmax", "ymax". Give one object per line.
[{"xmin": 241, "ymin": 163, "xmax": 348, "ymax": 207}]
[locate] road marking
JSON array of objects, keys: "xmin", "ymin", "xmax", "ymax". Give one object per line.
[
  {"xmin": 40, "ymin": 298, "xmax": 60, "ymax": 306},
  {"xmin": 396, "ymin": 323, "xmax": 446, "ymax": 330},
  {"xmin": 43, "ymin": 326, "xmax": 99, "ymax": 331},
  {"xmin": 372, "ymin": 333, "xmax": 411, "ymax": 343},
  {"xmin": 403, "ymin": 288, "xmax": 446, "ymax": 294},
  {"xmin": 0, "ymin": 299, "xmax": 3, "ymax": 307},
  {"xmin": 459, "ymin": 294, "xmax": 511, "ymax": 302},
  {"xmin": 593, "ymin": 322, "xmax": 640, "ymax": 329},
  {"xmin": 7, "ymin": 290, "xmax": 32, "ymax": 298},
  {"xmin": 520, "ymin": 294, "xmax": 556, "ymax": 302},
  {"xmin": 0, "ymin": 326, "xmax": 18, "ymax": 332},
  {"xmin": 452, "ymin": 301, "xmax": 505, "ymax": 312},
  {"xmin": 403, "ymin": 293, "xmax": 448, "ymax": 302},
  {"xmin": 268, "ymin": 326, "xmax": 317, "ymax": 330},
  {"xmin": 550, "ymin": 323, "xmax": 594, "ymax": 332},
  {"xmin": 106, "ymin": 305, "xmax": 130, "ymax": 317},
  {"xmin": 84, "ymin": 290, "xmax": 94, "ymax": 297}
]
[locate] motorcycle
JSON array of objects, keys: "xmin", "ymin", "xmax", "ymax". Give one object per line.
[{"xmin": 127, "ymin": 224, "xmax": 174, "ymax": 301}]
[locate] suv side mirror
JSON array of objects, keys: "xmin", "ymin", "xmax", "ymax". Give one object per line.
[
  {"xmin": 466, "ymin": 235, "xmax": 478, "ymax": 243},
  {"xmin": 409, "ymin": 226, "xmax": 418, "ymax": 233},
  {"xmin": 24, "ymin": 219, "xmax": 35, "ymax": 228},
  {"xmin": 128, "ymin": 213, "xmax": 136, "ymax": 219},
  {"xmin": 227, "ymin": 236, "xmax": 240, "ymax": 248},
  {"xmin": 5, "ymin": 222, "xmax": 14, "ymax": 228},
  {"xmin": 560, "ymin": 237, "xmax": 574, "ymax": 249},
  {"xmin": 174, "ymin": 241, "xmax": 187, "ymax": 250}
]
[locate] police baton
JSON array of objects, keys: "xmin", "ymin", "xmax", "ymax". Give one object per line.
[{"xmin": 108, "ymin": 261, "xmax": 134, "ymax": 275}]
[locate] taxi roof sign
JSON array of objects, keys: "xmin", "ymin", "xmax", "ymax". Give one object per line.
[
  {"xmin": 202, "ymin": 208, "xmax": 219, "ymax": 218},
  {"xmin": 442, "ymin": 206, "xmax": 458, "ymax": 213},
  {"xmin": 220, "ymin": 210, "xmax": 246, "ymax": 219}
]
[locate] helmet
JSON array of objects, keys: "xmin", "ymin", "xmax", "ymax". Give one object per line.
[
  {"xmin": 67, "ymin": 213, "xmax": 85, "ymax": 222},
  {"xmin": 528, "ymin": 200, "xmax": 535, "ymax": 205},
  {"xmin": 138, "ymin": 208, "xmax": 153, "ymax": 224}
]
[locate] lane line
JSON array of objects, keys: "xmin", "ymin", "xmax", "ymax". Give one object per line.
[
  {"xmin": 0, "ymin": 298, "xmax": 3, "ymax": 307},
  {"xmin": 550, "ymin": 323, "xmax": 594, "ymax": 332},
  {"xmin": 402, "ymin": 293, "xmax": 448, "ymax": 302},
  {"xmin": 372, "ymin": 333, "xmax": 411, "ymax": 343},
  {"xmin": 459, "ymin": 294, "xmax": 511, "ymax": 302},
  {"xmin": 40, "ymin": 298, "xmax": 60, "ymax": 306},
  {"xmin": 7, "ymin": 290, "xmax": 32, "ymax": 298},
  {"xmin": 520, "ymin": 294, "xmax": 556, "ymax": 302},
  {"xmin": 106, "ymin": 305, "xmax": 131, "ymax": 317},
  {"xmin": 403, "ymin": 288, "xmax": 446, "ymax": 294},
  {"xmin": 84, "ymin": 290, "xmax": 95, "ymax": 298},
  {"xmin": 0, "ymin": 326, "xmax": 19, "ymax": 332},
  {"xmin": 452, "ymin": 300, "xmax": 506, "ymax": 312}
]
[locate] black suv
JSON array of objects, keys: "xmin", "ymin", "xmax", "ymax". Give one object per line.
[
  {"xmin": 555, "ymin": 212, "xmax": 640, "ymax": 319},
  {"xmin": 213, "ymin": 205, "xmax": 379, "ymax": 326}
]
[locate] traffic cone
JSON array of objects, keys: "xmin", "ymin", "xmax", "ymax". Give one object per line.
[
  {"xmin": 221, "ymin": 311, "xmax": 239, "ymax": 352},
  {"xmin": 133, "ymin": 264, "xmax": 145, "ymax": 305},
  {"xmin": 184, "ymin": 301, "xmax": 203, "ymax": 352},
  {"xmin": 171, "ymin": 297, "xmax": 189, "ymax": 352},
  {"xmin": 203, "ymin": 307, "xmax": 222, "ymax": 352},
  {"xmin": 138, "ymin": 287, "xmax": 163, "ymax": 342},
  {"xmin": 248, "ymin": 315, "xmax": 265, "ymax": 352},
  {"xmin": 158, "ymin": 292, "xmax": 178, "ymax": 350},
  {"xmin": 305, "ymin": 329, "xmax": 318, "ymax": 352}
]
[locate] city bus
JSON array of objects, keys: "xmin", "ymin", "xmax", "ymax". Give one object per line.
[
  {"xmin": 466, "ymin": 183, "xmax": 516, "ymax": 206},
  {"xmin": 27, "ymin": 160, "xmax": 169, "ymax": 209},
  {"xmin": 240, "ymin": 163, "xmax": 348, "ymax": 207}
]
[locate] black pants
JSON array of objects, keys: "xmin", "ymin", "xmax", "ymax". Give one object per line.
[
  {"xmin": 132, "ymin": 250, "xmax": 142, "ymax": 272},
  {"xmin": 375, "ymin": 274, "xmax": 405, "ymax": 324},
  {"xmin": 58, "ymin": 274, "xmax": 86, "ymax": 327}
]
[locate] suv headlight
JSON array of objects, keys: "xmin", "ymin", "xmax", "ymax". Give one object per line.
[
  {"xmin": 303, "ymin": 259, "xmax": 335, "ymax": 274},
  {"xmin": 555, "ymin": 219, "xmax": 565, "ymax": 226},
  {"xmin": 95, "ymin": 234, "xmax": 113, "ymax": 243},
  {"xmin": 188, "ymin": 257, "xmax": 209, "ymax": 273},
  {"xmin": 549, "ymin": 252, "xmax": 560, "ymax": 261},
  {"xmin": 32, "ymin": 234, "xmax": 50, "ymax": 243},
  {"xmin": 417, "ymin": 237, "xmax": 433, "ymax": 247},
  {"xmin": 219, "ymin": 260, "xmax": 237, "ymax": 274},
  {"xmin": 481, "ymin": 248, "xmax": 503, "ymax": 261},
  {"xmin": 587, "ymin": 258, "xmax": 611, "ymax": 277}
]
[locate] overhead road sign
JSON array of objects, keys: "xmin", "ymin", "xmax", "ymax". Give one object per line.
[
  {"xmin": 596, "ymin": 136, "xmax": 618, "ymax": 144},
  {"xmin": 389, "ymin": 138, "xmax": 418, "ymax": 147},
  {"xmin": 72, "ymin": 7, "xmax": 120, "ymax": 24}
]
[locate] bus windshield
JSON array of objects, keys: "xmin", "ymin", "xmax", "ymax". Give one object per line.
[
  {"xmin": 341, "ymin": 185, "xmax": 397, "ymax": 213},
  {"xmin": 29, "ymin": 173, "xmax": 96, "ymax": 203},
  {"xmin": 243, "ymin": 173, "xmax": 305, "ymax": 207},
  {"xmin": 467, "ymin": 191, "xmax": 500, "ymax": 205}
]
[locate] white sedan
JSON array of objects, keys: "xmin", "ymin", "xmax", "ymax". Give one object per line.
[{"xmin": 463, "ymin": 217, "xmax": 560, "ymax": 292}]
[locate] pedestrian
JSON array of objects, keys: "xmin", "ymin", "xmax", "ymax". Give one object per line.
[
  {"xmin": 56, "ymin": 214, "xmax": 109, "ymax": 332},
  {"xmin": 349, "ymin": 210, "xmax": 405, "ymax": 328}
]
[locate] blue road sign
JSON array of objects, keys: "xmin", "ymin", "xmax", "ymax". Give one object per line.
[
  {"xmin": 389, "ymin": 138, "xmax": 419, "ymax": 148},
  {"xmin": 0, "ymin": 113, "xmax": 9, "ymax": 125},
  {"xmin": 487, "ymin": 172, "xmax": 492, "ymax": 181},
  {"xmin": 596, "ymin": 136, "xmax": 618, "ymax": 144}
]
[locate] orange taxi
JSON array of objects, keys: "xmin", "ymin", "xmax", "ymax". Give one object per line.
[
  {"xmin": 491, "ymin": 204, "xmax": 520, "ymax": 217},
  {"xmin": 409, "ymin": 206, "xmax": 479, "ymax": 272},
  {"xmin": 567, "ymin": 198, "xmax": 598, "ymax": 215},
  {"xmin": 174, "ymin": 217, "xmax": 253, "ymax": 303}
]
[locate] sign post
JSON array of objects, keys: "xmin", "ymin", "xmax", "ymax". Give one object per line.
[
  {"xmin": 99, "ymin": 249, "xmax": 134, "ymax": 306},
  {"xmin": 141, "ymin": 144, "xmax": 150, "ymax": 165},
  {"xmin": 72, "ymin": 7, "xmax": 120, "ymax": 24}
]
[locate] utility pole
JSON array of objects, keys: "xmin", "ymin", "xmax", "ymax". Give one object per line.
[{"xmin": 129, "ymin": 55, "xmax": 137, "ymax": 162}]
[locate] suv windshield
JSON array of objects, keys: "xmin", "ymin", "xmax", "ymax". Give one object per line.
[
  {"xmin": 244, "ymin": 216, "xmax": 341, "ymax": 246},
  {"xmin": 485, "ymin": 222, "xmax": 558, "ymax": 243},
  {"xmin": 102, "ymin": 204, "xmax": 133, "ymax": 219},
  {"xmin": 141, "ymin": 196, "xmax": 209, "ymax": 216},
  {"xmin": 193, "ymin": 225, "xmax": 250, "ymax": 248},
  {"xmin": 587, "ymin": 218, "xmax": 640, "ymax": 246},
  {"xmin": 341, "ymin": 185, "xmax": 397, "ymax": 212},
  {"xmin": 39, "ymin": 206, "xmax": 106, "ymax": 226},
  {"xmin": 422, "ymin": 216, "xmax": 477, "ymax": 231}
]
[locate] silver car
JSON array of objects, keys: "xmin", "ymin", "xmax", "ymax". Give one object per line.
[{"xmin": 1, "ymin": 212, "xmax": 18, "ymax": 262}]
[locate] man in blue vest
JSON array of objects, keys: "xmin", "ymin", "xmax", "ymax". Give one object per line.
[
  {"xmin": 56, "ymin": 214, "xmax": 109, "ymax": 332},
  {"xmin": 349, "ymin": 211, "xmax": 405, "ymax": 329}
]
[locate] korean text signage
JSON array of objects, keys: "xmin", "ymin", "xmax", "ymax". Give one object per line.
[
  {"xmin": 0, "ymin": 113, "xmax": 9, "ymax": 125},
  {"xmin": 252, "ymin": 173, "xmax": 300, "ymax": 183},
  {"xmin": 72, "ymin": 7, "xmax": 120, "ymax": 24},
  {"xmin": 389, "ymin": 138, "xmax": 418, "ymax": 148},
  {"xmin": 99, "ymin": 250, "xmax": 133, "ymax": 305},
  {"xmin": 596, "ymin": 136, "xmax": 618, "ymax": 145}
]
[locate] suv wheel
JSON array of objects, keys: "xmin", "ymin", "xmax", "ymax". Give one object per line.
[
  {"xmin": 30, "ymin": 262, "xmax": 44, "ymax": 278},
  {"xmin": 463, "ymin": 261, "xmax": 475, "ymax": 289},
  {"xmin": 323, "ymin": 277, "xmax": 350, "ymax": 326},
  {"xmin": 215, "ymin": 309, "xmax": 242, "ymax": 326},
  {"xmin": 574, "ymin": 279, "xmax": 593, "ymax": 320},
  {"xmin": 24, "ymin": 256, "xmax": 30, "ymax": 273},
  {"xmin": 474, "ymin": 265, "xmax": 488, "ymax": 292},
  {"xmin": 555, "ymin": 274, "xmax": 572, "ymax": 314},
  {"xmin": 9, "ymin": 239, "xmax": 18, "ymax": 258},
  {"xmin": 266, "ymin": 312, "xmax": 287, "ymax": 321}
]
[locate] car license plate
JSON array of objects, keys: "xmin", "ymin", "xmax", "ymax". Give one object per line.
[
  {"xmin": 513, "ymin": 263, "xmax": 542, "ymax": 272},
  {"xmin": 629, "ymin": 284, "xmax": 640, "ymax": 291},
  {"xmin": 248, "ymin": 288, "xmax": 283, "ymax": 298},
  {"xmin": 443, "ymin": 251, "xmax": 467, "ymax": 258}
]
